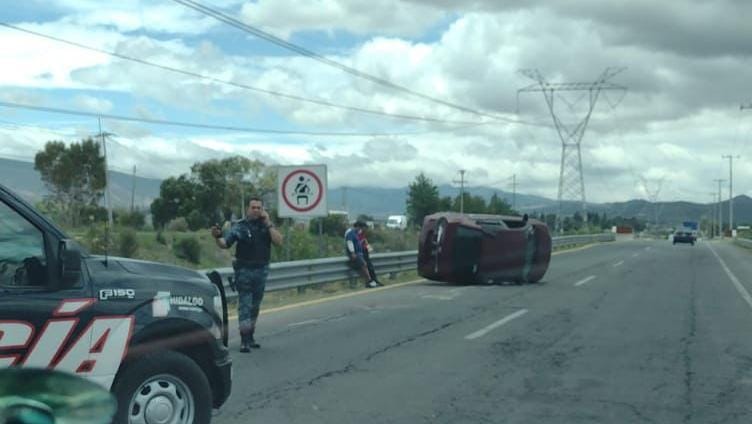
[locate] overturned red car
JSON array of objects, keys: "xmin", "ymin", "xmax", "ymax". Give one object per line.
[{"xmin": 418, "ymin": 212, "xmax": 552, "ymax": 284}]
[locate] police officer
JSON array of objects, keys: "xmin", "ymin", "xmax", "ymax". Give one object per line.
[{"xmin": 212, "ymin": 197, "xmax": 283, "ymax": 353}]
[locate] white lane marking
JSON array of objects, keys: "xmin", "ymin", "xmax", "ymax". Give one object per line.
[
  {"xmin": 613, "ymin": 260, "xmax": 624, "ymax": 267},
  {"xmin": 574, "ymin": 275, "xmax": 597, "ymax": 287},
  {"xmin": 288, "ymin": 318, "xmax": 322, "ymax": 327},
  {"xmin": 465, "ymin": 309, "xmax": 528, "ymax": 340},
  {"xmin": 706, "ymin": 243, "xmax": 752, "ymax": 311},
  {"xmin": 632, "ymin": 253, "xmax": 640, "ymax": 258}
]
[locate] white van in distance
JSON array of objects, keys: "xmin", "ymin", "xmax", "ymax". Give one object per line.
[{"xmin": 386, "ymin": 215, "xmax": 408, "ymax": 230}]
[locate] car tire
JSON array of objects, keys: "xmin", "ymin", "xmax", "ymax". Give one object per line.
[{"xmin": 111, "ymin": 350, "xmax": 212, "ymax": 424}]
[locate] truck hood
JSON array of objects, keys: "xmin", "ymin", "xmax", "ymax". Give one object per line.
[{"xmin": 86, "ymin": 256, "xmax": 215, "ymax": 296}]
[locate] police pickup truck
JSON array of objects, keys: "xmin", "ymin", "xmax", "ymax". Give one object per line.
[{"xmin": 0, "ymin": 183, "xmax": 231, "ymax": 424}]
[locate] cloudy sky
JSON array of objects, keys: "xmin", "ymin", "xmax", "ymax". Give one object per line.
[{"xmin": 0, "ymin": 0, "xmax": 750, "ymax": 204}]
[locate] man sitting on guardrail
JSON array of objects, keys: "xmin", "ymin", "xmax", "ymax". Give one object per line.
[
  {"xmin": 212, "ymin": 197, "xmax": 283, "ymax": 353},
  {"xmin": 345, "ymin": 221, "xmax": 379, "ymax": 288},
  {"xmin": 358, "ymin": 226, "xmax": 383, "ymax": 287}
]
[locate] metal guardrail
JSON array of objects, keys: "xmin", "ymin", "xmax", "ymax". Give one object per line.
[
  {"xmin": 205, "ymin": 233, "xmax": 616, "ymax": 299},
  {"xmin": 734, "ymin": 237, "xmax": 752, "ymax": 249}
]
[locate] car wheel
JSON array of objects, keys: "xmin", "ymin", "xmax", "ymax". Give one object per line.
[{"xmin": 111, "ymin": 350, "xmax": 212, "ymax": 424}]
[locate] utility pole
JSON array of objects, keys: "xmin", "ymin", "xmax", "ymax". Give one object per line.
[
  {"xmin": 714, "ymin": 179, "xmax": 726, "ymax": 237},
  {"xmin": 97, "ymin": 117, "xmax": 114, "ymax": 228},
  {"xmin": 453, "ymin": 170, "xmax": 467, "ymax": 214},
  {"xmin": 518, "ymin": 67, "xmax": 627, "ymax": 233},
  {"xmin": 709, "ymin": 192, "xmax": 717, "ymax": 238},
  {"xmin": 722, "ymin": 155, "xmax": 740, "ymax": 235},
  {"xmin": 130, "ymin": 165, "xmax": 137, "ymax": 213},
  {"xmin": 511, "ymin": 174, "xmax": 517, "ymax": 211}
]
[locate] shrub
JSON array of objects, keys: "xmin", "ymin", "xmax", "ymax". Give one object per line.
[
  {"xmin": 117, "ymin": 229, "xmax": 139, "ymax": 258},
  {"xmin": 167, "ymin": 217, "xmax": 189, "ymax": 232},
  {"xmin": 309, "ymin": 214, "xmax": 349, "ymax": 237},
  {"xmin": 82, "ymin": 225, "xmax": 110, "ymax": 255},
  {"xmin": 174, "ymin": 237, "xmax": 201, "ymax": 264},
  {"xmin": 156, "ymin": 231, "xmax": 167, "ymax": 245},
  {"xmin": 118, "ymin": 210, "xmax": 146, "ymax": 229},
  {"xmin": 186, "ymin": 210, "xmax": 206, "ymax": 231}
]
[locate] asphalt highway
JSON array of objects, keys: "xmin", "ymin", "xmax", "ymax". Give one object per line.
[{"xmin": 213, "ymin": 240, "xmax": 752, "ymax": 424}]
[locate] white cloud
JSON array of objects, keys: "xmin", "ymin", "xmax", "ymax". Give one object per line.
[
  {"xmin": 72, "ymin": 95, "xmax": 113, "ymax": 113},
  {"xmin": 239, "ymin": 0, "xmax": 446, "ymax": 39},
  {"xmin": 2, "ymin": 1, "xmax": 752, "ymax": 206}
]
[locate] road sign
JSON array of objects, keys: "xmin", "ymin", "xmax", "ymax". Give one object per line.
[{"xmin": 277, "ymin": 165, "xmax": 328, "ymax": 218}]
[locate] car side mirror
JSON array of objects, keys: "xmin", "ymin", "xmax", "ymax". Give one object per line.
[{"xmin": 59, "ymin": 240, "xmax": 82, "ymax": 288}]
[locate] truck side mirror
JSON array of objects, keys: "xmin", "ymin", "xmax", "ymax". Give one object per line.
[{"xmin": 59, "ymin": 240, "xmax": 82, "ymax": 288}]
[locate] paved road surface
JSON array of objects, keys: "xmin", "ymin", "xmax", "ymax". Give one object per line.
[{"xmin": 212, "ymin": 240, "xmax": 752, "ymax": 423}]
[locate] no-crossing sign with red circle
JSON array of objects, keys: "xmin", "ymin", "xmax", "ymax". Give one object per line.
[{"xmin": 277, "ymin": 165, "xmax": 328, "ymax": 217}]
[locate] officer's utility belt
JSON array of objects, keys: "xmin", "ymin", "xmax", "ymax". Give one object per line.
[{"xmin": 232, "ymin": 258, "xmax": 267, "ymax": 270}]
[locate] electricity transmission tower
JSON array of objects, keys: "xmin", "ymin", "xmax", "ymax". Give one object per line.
[
  {"xmin": 517, "ymin": 67, "xmax": 627, "ymax": 232},
  {"xmin": 640, "ymin": 177, "xmax": 665, "ymax": 228}
]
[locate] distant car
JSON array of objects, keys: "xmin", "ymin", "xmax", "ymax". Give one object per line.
[
  {"xmin": 386, "ymin": 215, "xmax": 408, "ymax": 230},
  {"xmin": 673, "ymin": 230, "xmax": 696, "ymax": 245},
  {"xmin": 418, "ymin": 212, "xmax": 552, "ymax": 284}
]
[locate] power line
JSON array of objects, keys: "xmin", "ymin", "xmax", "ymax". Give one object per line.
[
  {"xmin": 0, "ymin": 22, "xmax": 497, "ymax": 127},
  {"xmin": 169, "ymin": 0, "xmax": 536, "ymax": 125},
  {"xmin": 0, "ymin": 100, "xmax": 465, "ymax": 137}
]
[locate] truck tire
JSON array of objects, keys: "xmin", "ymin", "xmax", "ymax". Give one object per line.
[{"xmin": 111, "ymin": 350, "xmax": 212, "ymax": 424}]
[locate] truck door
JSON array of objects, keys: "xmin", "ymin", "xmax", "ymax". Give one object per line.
[{"xmin": 0, "ymin": 197, "xmax": 95, "ymax": 373}]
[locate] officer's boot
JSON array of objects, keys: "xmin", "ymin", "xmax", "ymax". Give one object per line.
[
  {"xmin": 248, "ymin": 329, "xmax": 261, "ymax": 349},
  {"xmin": 239, "ymin": 330, "xmax": 252, "ymax": 353}
]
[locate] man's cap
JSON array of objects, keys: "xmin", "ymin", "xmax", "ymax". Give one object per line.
[{"xmin": 354, "ymin": 220, "xmax": 367, "ymax": 228}]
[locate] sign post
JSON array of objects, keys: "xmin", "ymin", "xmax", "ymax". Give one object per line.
[
  {"xmin": 277, "ymin": 165, "xmax": 328, "ymax": 218},
  {"xmin": 277, "ymin": 165, "xmax": 328, "ymax": 260}
]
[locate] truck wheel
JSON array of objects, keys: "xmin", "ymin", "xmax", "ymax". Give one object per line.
[{"xmin": 111, "ymin": 350, "xmax": 212, "ymax": 424}]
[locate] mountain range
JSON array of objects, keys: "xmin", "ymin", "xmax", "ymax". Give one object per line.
[{"xmin": 2, "ymin": 158, "xmax": 750, "ymax": 226}]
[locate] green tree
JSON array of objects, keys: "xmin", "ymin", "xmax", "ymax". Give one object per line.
[
  {"xmin": 452, "ymin": 193, "xmax": 487, "ymax": 213},
  {"xmin": 544, "ymin": 214, "xmax": 557, "ymax": 229},
  {"xmin": 150, "ymin": 156, "xmax": 274, "ymax": 228},
  {"xmin": 191, "ymin": 156, "xmax": 275, "ymax": 221},
  {"xmin": 438, "ymin": 196, "xmax": 452, "ymax": 211},
  {"xmin": 34, "ymin": 139, "xmax": 106, "ymax": 226},
  {"xmin": 406, "ymin": 173, "xmax": 440, "ymax": 227},
  {"xmin": 150, "ymin": 175, "xmax": 200, "ymax": 229},
  {"xmin": 487, "ymin": 192, "xmax": 515, "ymax": 215},
  {"xmin": 309, "ymin": 214, "xmax": 349, "ymax": 237}
]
